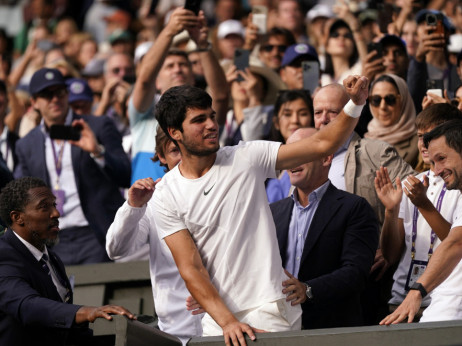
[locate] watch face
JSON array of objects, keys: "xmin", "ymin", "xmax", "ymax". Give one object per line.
[{"xmin": 306, "ymin": 285, "xmax": 313, "ymax": 299}]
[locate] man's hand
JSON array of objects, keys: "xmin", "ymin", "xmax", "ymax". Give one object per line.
[
  {"xmin": 75, "ymin": 305, "xmax": 136, "ymax": 324},
  {"xmin": 186, "ymin": 295, "xmax": 205, "ymax": 315},
  {"xmin": 375, "ymin": 166, "xmax": 403, "ymax": 211},
  {"xmin": 282, "ymin": 269, "xmax": 307, "ymax": 306},
  {"xmin": 343, "ymin": 75, "xmax": 369, "ymax": 105},
  {"xmin": 403, "ymin": 175, "xmax": 431, "ymax": 209},
  {"xmin": 222, "ymin": 320, "xmax": 262, "ymax": 346},
  {"xmin": 243, "ymin": 14, "xmax": 259, "ymax": 50},
  {"xmin": 362, "ymin": 50, "xmax": 385, "ymax": 81},
  {"xmin": 415, "ymin": 26, "xmax": 445, "ymax": 62},
  {"xmin": 380, "ymin": 289, "xmax": 422, "ymax": 325},
  {"xmin": 164, "ymin": 7, "xmax": 199, "ymax": 38},
  {"xmin": 188, "ymin": 10, "xmax": 209, "ymax": 48},
  {"xmin": 69, "ymin": 119, "xmax": 100, "ymax": 155},
  {"xmin": 127, "ymin": 177, "xmax": 160, "ymax": 208}
]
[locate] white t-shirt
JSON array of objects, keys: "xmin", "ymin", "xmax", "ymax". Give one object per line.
[
  {"xmin": 420, "ymin": 214, "xmax": 462, "ymax": 322},
  {"xmin": 106, "ymin": 202, "xmax": 203, "ymax": 343},
  {"xmin": 153, "ymin": 141, "xmax": 294, "ymax": 314},
  {"xmin": 389, "ymin": 170, "xmax": 462, "ymax": 306}
]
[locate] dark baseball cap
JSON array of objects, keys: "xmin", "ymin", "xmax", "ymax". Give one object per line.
[
  {"xmin": 415, "ymin": 9, "xmax": 454, "ymax": 32},
  {"xmin": 379, "ymin": 35, "xmax": 407, "ymax": 53},
  {"xmin": 29, "ymin": 68, "xmax": 66, "ymax": 95},
  {"xmin": 66, "ymin": 78, "xmax": 93, "ymax": 103},
  {"xmin": 281, "ymin": 43, "xmax": 319, "ymax": 67}
]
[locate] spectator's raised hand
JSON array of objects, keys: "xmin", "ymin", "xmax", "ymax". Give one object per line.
[
  {"xmin": 238, "ymin": 68, "xmax": 262, "ymax": 107},
  {"xmin": 343, "ymin": 75, "xmax": 369, "ymax": 105},
  {"xmin": 402, "ymin": 175, "xmax": 431, "ymax": 209},
  {"xmin": 164, "ymin": 7, "xmax": 199, "ymax": 37},
  {"xmin": 243, "ymin": 13, "xmax": 259, "ymax": 51},
  {"xmin": 188, "ymin": 10, "xmax": 209, "ymax": 49},
  {"xmin": 415, "ymin": 25, "xmax": 445, "ymax": 62},
  {"xmin": 362, "ymin": 50, "xmax": 385, "ymax": 82},
  {"xmin": 374, "ymin": 166, "xmax": 403, "ymax": 211},
  {"xmin": 421, "ymin": 90, "xmax": 450, "ymax": 110},
  {"xmin": 128, "ymin": 177, "xmax": 160, "ymax": 208}
]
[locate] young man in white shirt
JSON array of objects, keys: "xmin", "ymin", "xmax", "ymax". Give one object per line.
[{"xmin": 152, "ymin": 75, "xmax": 369, "ymax": 345}]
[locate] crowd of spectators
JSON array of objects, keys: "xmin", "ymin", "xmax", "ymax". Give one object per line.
[{"xmin": 1, "ymin": 0, "xmax": 462, "ymax": 344}]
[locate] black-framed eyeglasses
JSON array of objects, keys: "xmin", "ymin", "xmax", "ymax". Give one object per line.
[
  {"xmin": 330, "ymin": 31, "xmax": 354, "ymax": 40},
  {"xmin": 36, "ymin": 87, "xmax": 67, "ymax": 100},
  {"xmin": 370, "ymin": 94, "xmax": 399, "ymax": 107},
  {"xmin": 261, "ymin": 44, "xmax": 287, "ymax": 53}
]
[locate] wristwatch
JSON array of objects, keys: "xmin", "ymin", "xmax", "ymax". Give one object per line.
[
  {"xmin": 305, "ymin": 283, "xmax": 313, "ymax": 300},
  {"xmin": 409, "ymin": 282, "xmax": 427, "ymax": 298}
]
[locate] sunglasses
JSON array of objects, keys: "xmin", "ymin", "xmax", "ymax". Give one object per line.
[
  {"xmin": 111, "ymin": 67, "xmax": 135, "ymax": 75},
  {"xmin": 330, "ymin": 32, "xmax": 354, "ymax": 40},
  {"xmin": 370, "ymin": 94, "xmax": 399, "ymax": 107},
  {"xmin": 451, "ymin": 97, "xmax": 460, "ymax": 107},
  {"xmin": 261, "ymin": 44, "xmax": 287, "ymax": 53},
  {"xmin": 36, "ymin": 87, "xmax": 67, "ymax": 100}
]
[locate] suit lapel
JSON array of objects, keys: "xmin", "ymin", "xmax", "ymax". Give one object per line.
[
  {"xmin": 4, "ymin": 230, "xmax": 62, "ymax": 301},
  {"xmin": 70, "ymin": 113, "xmax": 82, "ymax": 189},
  {"xmin": 300, "ymin": 184, "xmax": 342, "ymax": 264}
]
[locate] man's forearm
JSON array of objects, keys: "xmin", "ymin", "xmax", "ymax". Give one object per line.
[
  {"xmin": 199, "ymin": 50, "xmax": 229, "ymax": 125},
  {"xmin": 132, "ymin": 29, "xmax": 175, "ymax": 112},
  {"xmin": 418, "ymin": 226, "xmax": 462, "ymax": 293}
]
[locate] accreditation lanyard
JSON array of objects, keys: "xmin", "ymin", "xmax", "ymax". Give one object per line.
[
  {"xmin": 410, "ymin": 182, "xmax": 446, "ymax": 261},
  {"xmin": 50, "ymin": 139, "xmax": 65, "ymax": 189}
]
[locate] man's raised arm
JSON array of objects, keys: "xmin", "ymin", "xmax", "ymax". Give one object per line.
[
  {"xmin": 276, "ymin": 75, "xmax": 369, "ymax": 170},
  {"xmin": 164, "ymin": 230, "xmax": 257, "ymax": 346},
  {"xmin": 132, "ymin": 8, "xmax": 198, "ymax": 113}
]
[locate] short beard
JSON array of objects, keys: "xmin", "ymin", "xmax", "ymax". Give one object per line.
[
  {"xmin": 183, "ymin": 139, "xmax": 219, "ymax": 157},
  {"xmin": 31, "ymin": 231, "xmax": 59, "ymax": 250}
]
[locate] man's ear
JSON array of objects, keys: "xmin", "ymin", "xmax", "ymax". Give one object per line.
[
  {"xmin": 10, "ymin": 211, "xmax": 23, "ymax": 226},
  {"xmin": 168, "ymin": 127, "xmax": 182, "ymax": 142}
]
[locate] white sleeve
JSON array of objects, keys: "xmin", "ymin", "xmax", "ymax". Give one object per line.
[
  {"xmin": 237, "ymin": 141, "xmax": 281, "ymax": 179},
  {"xmin": 106, "ymin": 201, "xmax": 150, "ymax": 260},
  {"xmin": 152, "ymin": 188, "xmax": 188, "ymax": 239}
]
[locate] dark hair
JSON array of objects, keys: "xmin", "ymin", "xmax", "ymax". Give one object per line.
[
  {"xmin": 155, "ymin": 85, "xmax": 212, "ymax": 145},
  {"xmin": 416, "ymin": 103, "xmax": 462, "ymax": 130},
  {"xmin": 423, "ymin": 119, "xmax": 462, "ymax": 152},
  {"xmin": 268, "ymin": 89, "xmax": 314, "ymax": 142},
  {"xmin": 324, "ymin": 20, "xmax": 359, "ymax": 77},
  {"xmin": 260, "ymin": 27, "xmax": 296, "ymax": 48},
  {"xmin": 152, "ymin": 125, "xmax": 172, "ymax": 171},
  {"xmin": 0, "ymin": 177, "xmax": 48, "ymax": 227},
  {"xmin": 370, "ymin": 74, "xmax": 400, "ymax": 94},
  {"xmin": 166, "ymin": 49, "xmax": 190, "ymax": 65}
]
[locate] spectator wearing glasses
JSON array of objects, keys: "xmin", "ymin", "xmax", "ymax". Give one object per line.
[
  {"xmin": 14, "ymin": 68, "xmax": 131, "ymax": 265},
  {"xmin": 258, "ymin": 27, "xmax": 296, "ymax": 71},
  {"xmin": 366, "ymin": 74, "xmax": 419, "ymax": 168},
  {"xmin": 321, "ymin": 19, "xmax": 362, "ymax": 86}
]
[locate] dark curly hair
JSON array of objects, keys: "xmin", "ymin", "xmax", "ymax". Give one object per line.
[{"xmin": 0, "ymin": 177, "xmax": 48, "ymax": 227}]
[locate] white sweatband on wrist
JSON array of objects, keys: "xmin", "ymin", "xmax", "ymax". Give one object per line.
[{"xmin": 343, "ymin": 100, "xmax": 364, "ymax": 118}]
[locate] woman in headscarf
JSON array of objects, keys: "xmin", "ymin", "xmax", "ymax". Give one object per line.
[{"xmin": 366, "ymin": 73, "xmax": 418, "ymax": 167}]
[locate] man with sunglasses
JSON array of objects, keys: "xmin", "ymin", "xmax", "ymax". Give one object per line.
[
  {"xmin": 258, "ymin": 27, "xmax": 296, "ymax": 71},
  {"xmin": 13, "ymin": 68, "xmax": 131, "ymax": 265}
]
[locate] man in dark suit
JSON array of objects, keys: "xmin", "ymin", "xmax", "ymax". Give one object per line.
[
  {"xmin": 0, "ymin": 177, "xmax": 135, "ymax": 346},
  {"xmin": 271, "ymin": 128, "xmax": 379, "ymax": 329},
  {"xmin": 14, "ymin": 68, "xmax": 131, "ymax": 265}
]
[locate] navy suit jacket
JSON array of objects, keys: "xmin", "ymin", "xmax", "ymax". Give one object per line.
[
  {"xmin": 270, "ymin": 183, "xmax": 379, "ymax": 329},
  {"xmin": 13, "ymin": 113, "xmax": 131, "ymax": 244},
  {"xmin": 0, "ymin": 229, "xmax": 86, "ymax": 346}
]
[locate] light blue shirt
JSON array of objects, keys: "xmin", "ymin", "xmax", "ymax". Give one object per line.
[
  {"xmin": 285, "ymin": 180, "xmax": 330, "ymax": 278},
  {"xmin": 328, "ymin": 133, "xmax": 354, "ymax": 191}
]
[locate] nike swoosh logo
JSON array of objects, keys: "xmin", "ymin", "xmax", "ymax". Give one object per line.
[{"xmin": 204, "ymin": 183, "xmax": 215, "ymax": 196}]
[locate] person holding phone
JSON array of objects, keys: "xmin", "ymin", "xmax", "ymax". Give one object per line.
[
  {"xmin": 14, "ymin": 68, "xmax": 131, "ymax": 265},
  {"xmin": 407, "ymin": 10, "xmax": 461, "ymax": 114}
]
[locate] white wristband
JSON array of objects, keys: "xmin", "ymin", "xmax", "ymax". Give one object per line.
[{"xmin": 343, "ymin": 100, "xmax": 364, "ymax": 118}]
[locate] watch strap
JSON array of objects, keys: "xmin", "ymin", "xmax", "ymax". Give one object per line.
[{"xmin": 410, "ymin": 282, "xmax": 427, "ymax": 298}]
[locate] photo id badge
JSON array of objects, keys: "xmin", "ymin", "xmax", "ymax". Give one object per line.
[
  {"xmin": 53, "ymin": 189, "xmax": 65, "ymax": 216},
  {"xmin": 405, "ymin": 259, "xmax": 428, "ymax": 291}
]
